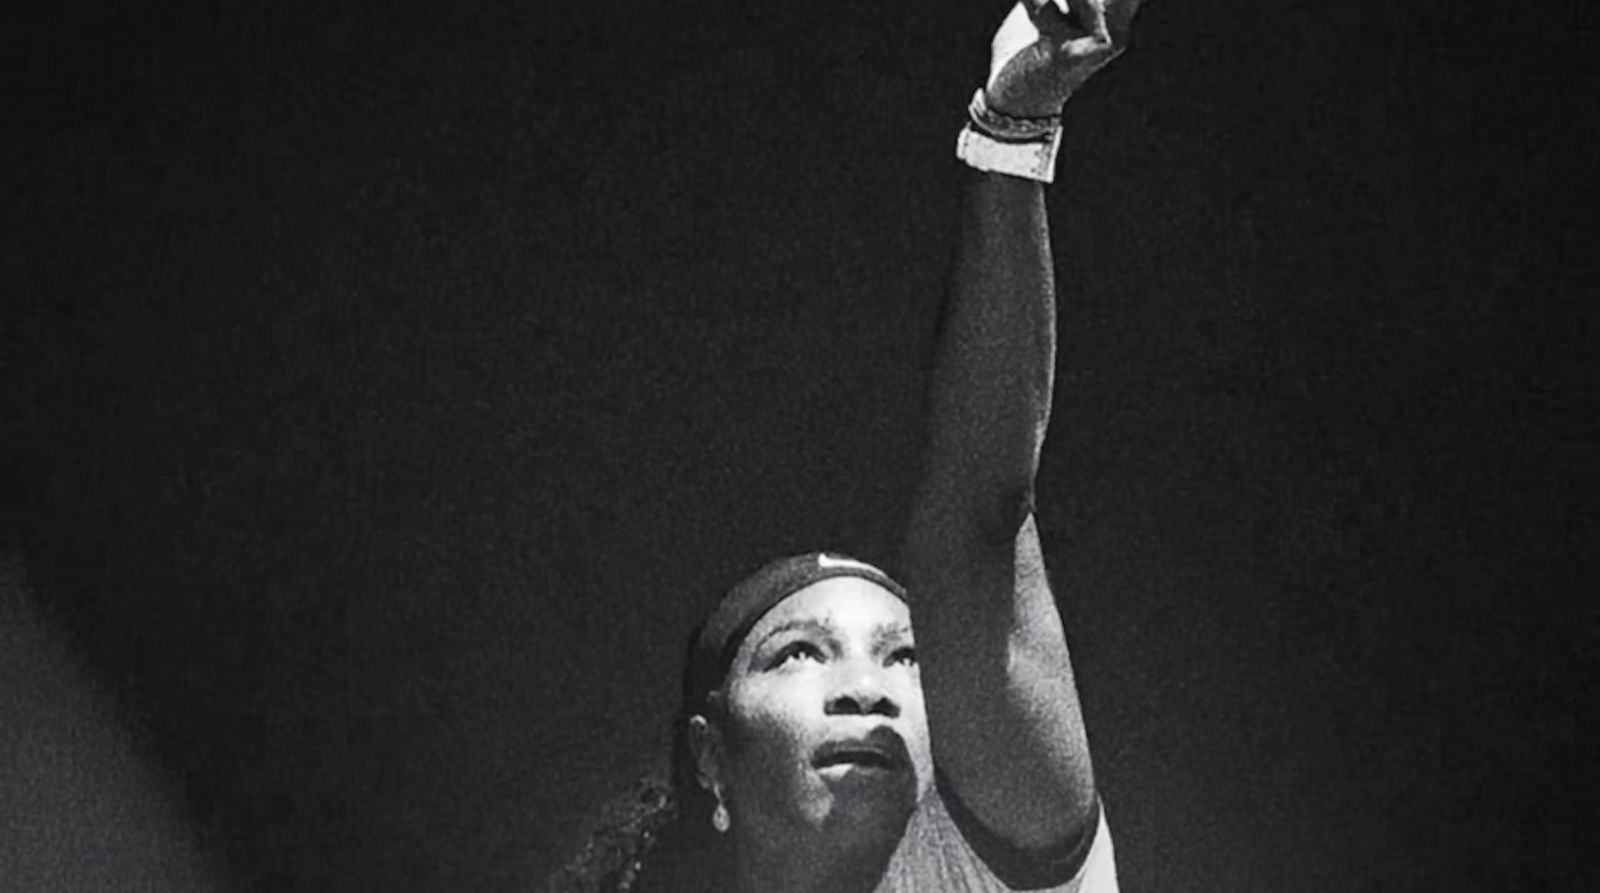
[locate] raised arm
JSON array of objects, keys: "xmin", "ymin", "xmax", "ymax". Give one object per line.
[{"xmin": 900, "ymin": 0, "xmax": 1141, "ymax": 853}]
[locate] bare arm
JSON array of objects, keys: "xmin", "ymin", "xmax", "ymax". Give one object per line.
[
  {"xmin": 903, "ymin": 168, "xmax": 1090, "ymax": 853},
  {"xmin": 901, "ymin": 0, "xmax": 1142, "ymax": 852}
]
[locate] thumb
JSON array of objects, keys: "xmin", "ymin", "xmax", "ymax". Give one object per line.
[
  {"xmin": 988, "ymin": 2, "xmax": 1042, "ymax": 89},
  {"xmin": 1035, "ymin": 0, "xmax": 1105, "ymax": 40}
]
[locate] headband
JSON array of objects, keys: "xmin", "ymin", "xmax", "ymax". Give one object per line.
[{"xmin": 682, "ymin": 551, "xmax": 907, "ymax": 716}]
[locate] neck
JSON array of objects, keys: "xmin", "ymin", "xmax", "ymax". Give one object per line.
[{"xmin": 730, "ymin": 822, "xmax": 899, "ymax": 893}]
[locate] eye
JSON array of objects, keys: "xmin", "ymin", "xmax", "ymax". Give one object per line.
[
  {"xmin": 888, "ymin": 646, "xmax": 917, "ymax": 667},
  {"xmin": 772, "ymin": 641, "xmax": 823, "ymax": 668}
]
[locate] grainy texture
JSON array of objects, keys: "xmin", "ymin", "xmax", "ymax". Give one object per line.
[{"xmin": 8, "ymin": 1, "xmax": 1588, "ymax": 890}]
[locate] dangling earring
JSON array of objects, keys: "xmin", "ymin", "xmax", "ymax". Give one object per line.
[{"xmin": 712, "ymin": 789, "xmax": 731, "ymax": 834}]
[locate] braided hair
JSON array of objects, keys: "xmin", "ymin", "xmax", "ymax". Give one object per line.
[
  {"xmin": 541, "ymin": 768, "xmax": 676, "ymax": 893},
  {"xmin": 541, "ymin": 708, "xmax": 734, "ymax": 893}
]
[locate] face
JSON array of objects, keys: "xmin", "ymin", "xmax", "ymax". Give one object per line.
[{"xmin": 690, "ymin": 577, "xmax": 933, "ymax": 848}]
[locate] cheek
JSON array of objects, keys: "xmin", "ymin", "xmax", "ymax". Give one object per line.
[
  {"xmin": 899, "ymin": 675, "xmax": 936, "ymax": 776},
  {"xmin": 727, "ymin": 678, "xmax": 822, "ymax": 769}
]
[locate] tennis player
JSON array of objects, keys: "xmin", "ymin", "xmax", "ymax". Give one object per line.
[{"xmin": 549, "ymin": 2, "xmax": 1147, "ymax": 889}]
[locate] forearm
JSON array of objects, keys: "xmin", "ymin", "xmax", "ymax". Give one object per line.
[
  {"xmin": 913, "ymin": 168, "xmax": 1056, "ymax": 541},
  {"xmin": 912, "ymin": 0, "xmax": 1138, "ymax": 534}
]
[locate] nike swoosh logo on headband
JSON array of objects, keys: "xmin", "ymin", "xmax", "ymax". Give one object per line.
[{"xmin": 817, "ymin": 554, "xmax": 879, "ymax": 574}]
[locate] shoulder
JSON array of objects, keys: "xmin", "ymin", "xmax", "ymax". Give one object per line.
[{"xmin": 880, "ymin": 783, "xmax": 1119, "ymax": 893}]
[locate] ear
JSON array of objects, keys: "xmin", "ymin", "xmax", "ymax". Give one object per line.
[{"xmin": 687, "ymin": 713, "xmax": 726, "ymax": 793}]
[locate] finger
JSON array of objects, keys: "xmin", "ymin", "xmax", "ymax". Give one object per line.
[
  {"xmin": 1059, "ymin": 0, "xmax": 1109, "ymax": 39},
  {"xmin": 990, "ymin": 1, "xmax": 1044, "ymax": 84},
  {"xmin": 1020, "ymin": 0, "xmax": 1082, "ymax": 35},
  {"xmin": 985, "ymin": 1, "xmax": 1036, "ymax": 70}
]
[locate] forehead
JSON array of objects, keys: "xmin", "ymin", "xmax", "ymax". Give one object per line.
[{"xmin": 740, "ymin": 576, "xmax": 911, "ymax": 647}]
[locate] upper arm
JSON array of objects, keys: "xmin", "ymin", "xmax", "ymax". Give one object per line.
[{"xmin": 901, "ymin": 503, "xmax": 1097, "ymax": 852}]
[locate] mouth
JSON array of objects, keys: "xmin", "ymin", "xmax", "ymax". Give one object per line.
[{"xmin": 813, "ymin": 735, "xmax": 906, "ymax": 773}]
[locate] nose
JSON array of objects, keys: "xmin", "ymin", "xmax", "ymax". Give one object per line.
[{"xmin": 824, "ymin": 665, "xmax": 901, "ymax": 719}]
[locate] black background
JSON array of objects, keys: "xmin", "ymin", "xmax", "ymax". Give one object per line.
[{"xmin": 8, "ymin": 1, "xmax": 1592, "ymax": 890}]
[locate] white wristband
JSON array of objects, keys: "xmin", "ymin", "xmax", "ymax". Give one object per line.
[{"xmin": 956, "ymin": 123, "xmax": 1063, "ymax": 183}]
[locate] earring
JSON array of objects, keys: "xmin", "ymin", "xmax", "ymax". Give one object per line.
[{"xmin": 712, "ymin": 792, "xmax": 731, "ymax": 834}]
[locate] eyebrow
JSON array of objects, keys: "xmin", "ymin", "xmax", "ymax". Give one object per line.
[
  {"xmin": 752, "ymin": 618, "xmax": 912, "ymax": 654},
  {"xmin": 753, "ymin": 618, "xmax": 834, "ymax": 652},
  {"xmin": 872, "ymin": 622, "xmax": 914, "ymax": 649}
]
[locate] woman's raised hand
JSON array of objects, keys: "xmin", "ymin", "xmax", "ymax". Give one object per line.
[{"xmin": 983, "ymin": 0, "xmax": 1146, "ymax": 118}]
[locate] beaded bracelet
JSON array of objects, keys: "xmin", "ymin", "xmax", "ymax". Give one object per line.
[
  {"xmin": 966, "ymin": 88, "xmax": 1062, "ymax": 142},
  {"xmin": 956, "ymin": 89, "xmax": 1064, "ymax": 183}
]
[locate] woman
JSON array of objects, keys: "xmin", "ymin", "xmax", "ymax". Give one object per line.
[{"xmin": 549, "ymin": 0, "xmax": 1145, "ymax": 889}]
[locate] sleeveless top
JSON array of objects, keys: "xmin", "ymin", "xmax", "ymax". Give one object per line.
[
  {"xmin": 626, "ymin": 783, "xmax": 1118, "ymax": 893},
  {"xmin": 875, "ymin": 783, "xmax": 1118, "ymax": 893}
]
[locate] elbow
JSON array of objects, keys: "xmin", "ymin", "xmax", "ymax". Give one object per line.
[
  {"xmin": 910, "ymin": 477, "xmax": 1036, "ymax": 550},
  {"xmin": 977, "ymin": 482, "xmax": 1036, "ymax": 546}
]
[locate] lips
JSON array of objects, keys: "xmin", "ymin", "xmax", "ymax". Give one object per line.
[{"xmin": 813, "ymin": 733, "xmax": 905, "ymax": 771}]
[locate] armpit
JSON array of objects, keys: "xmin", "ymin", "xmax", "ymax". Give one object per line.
[{"xmin": 937, "ymin": 773, "xmax": 1103, "ymax": 889}]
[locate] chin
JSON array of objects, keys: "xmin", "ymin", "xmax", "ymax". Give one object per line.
[{"xmin": 814, "ymin": 771, "xmax": 919, "ymax": 837}]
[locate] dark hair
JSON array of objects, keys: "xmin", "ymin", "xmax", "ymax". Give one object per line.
[
  {"xmin": 543, "ymin": 642, "xmax": 733, "ymax": 892},
  {"xmin": 541, "ymin": 768, "xmax": 676, "ymax": 893}
]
